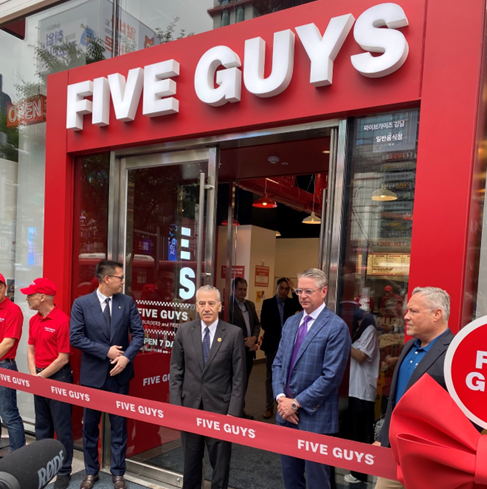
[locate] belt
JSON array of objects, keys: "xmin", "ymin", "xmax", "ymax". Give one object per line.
[
  {"xmin": 0, "ymin": 359, "xmax": 15, "ymax": 365},
  {"xmin": 36, "ymin": 363, "xmax": 71, "ymax": 374}
]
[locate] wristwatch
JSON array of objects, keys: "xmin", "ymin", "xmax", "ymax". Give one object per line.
[{"xmin": 291, "ymin": 399, "xmax": 299, "ymax": 411}]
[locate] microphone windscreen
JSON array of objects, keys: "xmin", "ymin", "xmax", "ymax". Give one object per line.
[{"xmin": 0, "ymin": 439, "xmax": 66, "ymax": 489}]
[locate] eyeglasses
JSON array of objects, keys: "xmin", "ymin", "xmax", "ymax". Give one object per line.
[
  {"xmin": 107, "ymin": 275, "xmax": 125, "ymax": 280},
  {"xmin": 294, "ymin": 288, "xmax": 319, "ymax": 296}
]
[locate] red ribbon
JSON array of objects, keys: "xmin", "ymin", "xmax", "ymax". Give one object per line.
[
  {"xmin": 0, "ymin": 369, "xmax": 397, "ymax": 479},
  {"xmin": 389, "ymin": 374, "xmax": 487, "ymax": 489}
]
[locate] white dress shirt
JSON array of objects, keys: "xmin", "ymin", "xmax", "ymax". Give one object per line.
[{"xmin": 201, "ymin": 319, "xmax": 218, "ymax": 348}]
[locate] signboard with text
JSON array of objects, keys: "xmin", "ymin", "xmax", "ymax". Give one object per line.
[
  {"xmin": 254, "ymin": 265, "xmax": 270, "ymax": 287},
  {"xmin": 444, "ymin": 316, "xmax": 487, "ymax": 429}
]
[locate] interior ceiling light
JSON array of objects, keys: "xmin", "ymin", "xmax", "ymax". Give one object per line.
[
  {"xmin": 268, "ymin": 156, "xmax": 279, "ymax": 164},
  {"xmin": 302, "ymin": 211, "xmax": 321, "ymax": 225},
  {"xmin": 322, "ymin": 150, "xmax": 330, "ymax": 154},
  {"xmin": 253, "ymin": 179, "xmax": 277, "ymax": 209},
  {"xmin": 371, "ymin": 185, "xmax": 398, "ymax": 201},
  {"xmin": 276, "ymin": 230, "xmax": 281, "ymax": 237},
  {"xmin": 302, "ymin": 175, "xmax": 321, "ymax": 224}
]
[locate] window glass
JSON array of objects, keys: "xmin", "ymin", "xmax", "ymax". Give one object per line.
[{"xmin": 338, "ymin": 108, "xmax": 419, "ymax": 418}]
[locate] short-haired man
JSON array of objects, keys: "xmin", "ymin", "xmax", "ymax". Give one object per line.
[
  {"xmin": 260, "ymin": 278, "xmax": 301, "ymax": 419},
  {"xmin": 228, "ymin": 277, "xmax": 261, "ymax": 419},
  {"xmin": 170, "ymin": 285, "xmax": 245, "ymax": 489},
  {"xmin": 273, "ymin": 268, "xmax": 351, "ymax": 489},
  {"xmin": 374, "ymin": 286, "xmax": 454, "ymax": 489},
  {"xmin": 0, "ymin": 273, "xmax": 26, "ymax": 452},
  {"xmin": 22, "ymin": 278, "xmax": 73, "ymax": 489},
  {"xmin": 71, "ymin": 260, "xmax": 144, "ymax": 489}
]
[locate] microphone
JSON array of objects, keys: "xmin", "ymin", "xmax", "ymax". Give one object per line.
[{"xmin": 0, "ymin": 439, "xmax": 66, "ymax": 489}]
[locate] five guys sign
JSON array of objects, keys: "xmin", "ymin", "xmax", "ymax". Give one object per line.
[{"xmin": 65, "ymin": 2, "xmax": 413, "ymax": 133}]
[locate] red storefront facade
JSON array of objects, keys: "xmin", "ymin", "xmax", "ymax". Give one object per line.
[{"xmin": 42, "ymin": 0, "xmax": 487, "ymax": 482}]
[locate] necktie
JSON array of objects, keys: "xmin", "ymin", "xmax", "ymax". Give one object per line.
[
  {"xmin": 103, "ymin": 298, "xmax": 111, "ymax": 335},
  {"xmin": 278, "ymin": 299, "xmax": 285, "ymax": 326},
  {"xmin": 202, "ymin": 327, "xmax": 210, "ymax": 366},
  {"xmin": 286, "ymin": 315, "xmax": 312, "ymax": 396}
]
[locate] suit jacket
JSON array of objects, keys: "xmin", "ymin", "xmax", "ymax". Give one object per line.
[
  {"xmin": 378, "ymin": 328, "xmax": 454, "ymax": 447},
  {"xmin": 260, "ymin": 294, "xmax": 301, "ymax": 353},
  {"xmin": 169, "ymin": 319, "xmax": 245, "ymax": 416},
  {"xmin": 272, "ymin": 306, "xmax": 351, "ymax": 434},
  {"xmin": 70, "ymin": 291, "xmax": 145, "ymax": 388},
  {"xmin": 228, "ymin": 299, "xmax": 261, "ymax": 356}
]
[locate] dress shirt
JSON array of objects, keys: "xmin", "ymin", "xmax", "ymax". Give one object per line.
[
  {"xmin": 395, "ymin": 330, "xmax": 447, "ymax": 404},
  {"xmin": 201, "ymin": 319, "xmax": 218, "ymax": 348},
  {"xmin": 96, "ymin": 289, "xmax": 112, "ymax": 315},
  {"xmin": 298, "ymin": 302, "xmax": 326, "ymax": 335}
]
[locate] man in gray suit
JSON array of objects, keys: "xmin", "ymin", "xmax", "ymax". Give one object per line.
[
  {"xmin": 170, "ymin": 285, "xmax": 245, "ymax": 489},
  {"xmin": 374, "ymin": 286, "xmax": 454, "ymax": 489}
]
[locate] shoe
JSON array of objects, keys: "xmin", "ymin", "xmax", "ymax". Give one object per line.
[
  {"xmin": 344, "ymin": 474, "xmax": 363, "ymax": 484},
  {"xmin": 54, "ymin": 474, "xmax": 71, "ymax": 489},
  {"xmin": 242, "ymin": 411, "xmax": 254, "ymax": 420},
  {"xmin": 112, "ymin": 476, "xmax": 127, "ymax": 489},
  {"xmin": 263, "ymin": 408, "xmax": 274, "ymax": 419},
  {"xmin": 80, "ymin": 474, "xmax": 99, "ymax": 489}
]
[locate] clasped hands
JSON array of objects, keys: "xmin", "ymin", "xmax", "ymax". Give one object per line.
[
  {"xmin": 277, "ymin": 397, "xmax": 299, "ymax": 425},
  {"xmin": 108, "ymin": 345, "xmax": 129, "ymax": 376}
]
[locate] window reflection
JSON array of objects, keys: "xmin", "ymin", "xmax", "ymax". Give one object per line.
[{"xmin": 339, "ymin": 109, "xmax": 419, "ymax": 420}]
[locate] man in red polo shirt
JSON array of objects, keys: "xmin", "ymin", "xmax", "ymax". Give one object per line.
[
  {"xmin": 0, "ymin": 273, "xmax": 26, "ymax": 452},
  {"xmin": 22, "ymin": 278, "xmax": 73, "ymax": 489}
]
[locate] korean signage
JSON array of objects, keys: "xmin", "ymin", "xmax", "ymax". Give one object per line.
[{"xmin": 38, "ymin": 0, "xmax": 158, "ymax": 73}]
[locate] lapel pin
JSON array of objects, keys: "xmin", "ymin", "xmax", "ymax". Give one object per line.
[
  {"xmin": 218, "ymin": 338, "xmax": 222, "ymax": 342},
  {"xmin": 119, "ymin": 306, "xmax": 121, "ymax": 309}
]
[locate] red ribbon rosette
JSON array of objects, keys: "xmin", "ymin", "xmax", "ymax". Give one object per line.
[{"xmin": 389, "ymin": 374, "xmax": 487, "ymax": 489}]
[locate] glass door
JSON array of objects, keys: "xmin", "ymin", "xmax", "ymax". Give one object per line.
[{"xmin": 111, "ymin": 148, "xmax": 217, "ymax": 483}]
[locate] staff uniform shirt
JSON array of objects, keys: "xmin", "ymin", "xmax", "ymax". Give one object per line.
[
  {"xmin": 28, "ymin": 306, "xmax": 71, "ymax": 368},
  {"xmin": 349, "ymin": 325, "xmax": 380, "ymax": 402},
  {"xmin": 0, "ymin": 297, "xmax": 23, "ymax": 360}
]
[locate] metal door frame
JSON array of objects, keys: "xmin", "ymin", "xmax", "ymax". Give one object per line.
[{"xmin": 103, "ymin": 118, "xmax": 348, "ymax": 485}]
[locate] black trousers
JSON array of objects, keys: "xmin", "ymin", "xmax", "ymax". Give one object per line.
[
  {"xmin": 348, "ymin": 396, "xmax": 375, "ymax": 481},
  {"xmin": 181, "ymin": 431, "xmax": 232, "ymax": 489}
]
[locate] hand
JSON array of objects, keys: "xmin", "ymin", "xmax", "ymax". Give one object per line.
[
  {"xmin": 372, "ymin": 440, "xmax": 381, "ymax": 446},
  {"xmin": 287, "ymin": 278, "xmax": 295, "ymax": 289},
  {"xmin": 110, "ymin": 355, "xmax": 129, "ymax": 376},
  {"xmin": 244, "ymin": 336, "xmax": 257, "ymax": 348},
  {"xmin": 107, "ymin": 345, "xmax": 124, "ymax": 360},
  {"xmin": 277, "ymin": 397, "xmax": 299, "ymax": 419}
]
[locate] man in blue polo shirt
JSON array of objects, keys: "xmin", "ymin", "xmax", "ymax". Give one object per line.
[{"xmin": 373, "ymin": 287, "xmax": 454, "ymax": 489}]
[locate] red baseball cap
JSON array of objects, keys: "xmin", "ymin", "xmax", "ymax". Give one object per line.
[
  {"xmin": 385, "ymin": 285, "xmax": 393, "ymax": 292},
  {"xmin": 0, "ymin": 274, "xmax": 5, "ymax": 285},
  {"xmin": 20, "ymin": 278, "xmax": 57, "ymax": 296}
]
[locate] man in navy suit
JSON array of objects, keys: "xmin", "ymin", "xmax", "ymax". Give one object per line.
[
  {"xmin": 70, "ymin": 260, "xmax": 144, "ymax": 489},
  {"xmin": 273, "ymin": 268, "xmax": 351, "ymax": 489},
  {"xmin": 261, "ymin": 278, "xmax": 301, "ymax": 419},
  {"xmin": 373, "ymin": 286, "xmax": 454, "ymax": 489}
]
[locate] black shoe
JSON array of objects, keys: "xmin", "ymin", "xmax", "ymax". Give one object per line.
[
  {"xmin": 54, "ymin": 474, "xmax": 71, "ymax": 489},
  {"xmin": 242, "ymin": 411, "xmax": 254, "ymax": 420}
]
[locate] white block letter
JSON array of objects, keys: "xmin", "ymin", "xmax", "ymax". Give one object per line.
[
  {"xmin": 92, "ymin": 77, "xmax": 110, "ymax": 127},
  {"xmin": 466, "ymin": 372, "xmax": 485, "ymax": 392},
  {"xmin": 108, "ymin": 68, "xmax": 144, "ymax": 122},
  {"xmin": 351, "ymin": 3, "xmax": 409, "ymax": 78},
  {"xmin": 476, "ymin": 351, "xmax": 487, "ymax": 369},
  {"xmin": 244, "ymin": 29, "xmax": 295, "ymax": 98},
  {"xmin": 194, "ymin": 46, "xmax": 242, "ymax": 107},
  {"xmin": 296, "ymin": 14, "xmax": 355, "ymax": 87},
  {"xmin": 143, "ymin": 60, "xmax": 180, "ymax": 117},
  {"xmin": 66, "ymin": 80, "xmax": 93, "ymax": 131}
]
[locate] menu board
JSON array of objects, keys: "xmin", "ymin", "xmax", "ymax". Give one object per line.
[{"xmin": 357, "ymin": 253, "xmax": 410, "ymax": 276}]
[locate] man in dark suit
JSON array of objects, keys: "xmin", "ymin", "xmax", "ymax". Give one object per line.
[
  {"xmin": 228, "ymin": 277, "xmax": 261, "ymax": 419},
  {"xmin": 70, "ymin": 260, "xmax": 144, "ymax": 489},
  {"xmin": 170, "ymin": 285, "xmax": 245, "ymax": 489},
  {"xmin": 374, "ymin": 286, "xmax": 454, "ymax": 489},
  {"xmin": 261, "ymin": 278, "xmax": 301, "ymax": 419},
  {"xmin": 273, "ymin": 268, "xmax": 351, "ymax": 489}
]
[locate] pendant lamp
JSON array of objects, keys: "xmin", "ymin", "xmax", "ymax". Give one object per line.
[
  {"xmin": 302, "ymin": 175, "xmax": 322, "ymax": 224},
  {"xmin": 253, "ymin": 179, "xmax": 277, "ymax": 208},
  {"xmin": 371, "ymin": 184, "xmax": 398, "ymax": 201}
]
